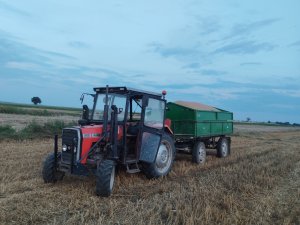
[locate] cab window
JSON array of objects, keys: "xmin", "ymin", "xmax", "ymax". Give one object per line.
[{"xmin": 144, "ymin": 98, "xmax": 165, "ymax": 129}]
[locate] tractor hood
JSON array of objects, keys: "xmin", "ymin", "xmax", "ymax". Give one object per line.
[
  {"xmin": 80, "ymin": 125, "xmax": 103, "ymax": 139},
  {"xmin": 79, "ymin": 124, "xmax": 123, "ymax": 139}
]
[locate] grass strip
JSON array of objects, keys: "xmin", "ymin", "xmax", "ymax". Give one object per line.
[
  {"xmin": 0, "ymin": 120, "xmax": 77, "ymax": 140},
  {"xmin": 0, "ymin": 105, "xmax": 80, "ymax": 117}
]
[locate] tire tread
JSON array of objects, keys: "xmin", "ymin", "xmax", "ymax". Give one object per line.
[{"xmin": 96, "ymin": 160, "xmax": 115, "ymax": 197}]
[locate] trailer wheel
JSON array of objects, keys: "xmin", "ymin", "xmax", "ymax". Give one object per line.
[
  {"xmin": 192, "ymin": 142, "xmax": 206, "ymax": 164},
  {"xmin": 42, "ymin": 152, "xmax": 65, "ymax": 183},
  {"xmin": 217, "ymin": 137, "xmax": 229, "ymax": 158},
  {"xmin": 142, "ymin": 134, "xmax": 176, "ymax": 179},
  {"xmin": 96, "ymin": 160, "xmax": 116, "ymax": 197}
]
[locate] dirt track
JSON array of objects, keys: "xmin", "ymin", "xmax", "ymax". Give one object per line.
[{"xmin": 0, "ymin": 126, "xmax": 300, "ymax": 225}]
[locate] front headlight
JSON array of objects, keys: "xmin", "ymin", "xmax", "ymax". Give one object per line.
[{"xmin": 62, "ymin": 144, "xmax": 67, "ymax": 151}]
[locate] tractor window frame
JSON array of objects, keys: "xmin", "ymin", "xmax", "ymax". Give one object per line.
[{"xmin": 128, "ymin": 96, "xmax": 143, "ymax": 122}]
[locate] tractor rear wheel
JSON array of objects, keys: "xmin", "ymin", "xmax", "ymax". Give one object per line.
[
  {"xmin": 142, "ymin": 134, "xmax": 175, "ymax": 179},
  {"xmin": 42, "ymin": 152, "xmax": 64, "ymax": 183},
  {"xmin": 217, "ymin": 137, "xmax": 230, "ymax": 158},
  {"xmin": 192, "ymin": 141, "xmax": 206, "ymax": 164},
  {"xmin": 96, "ymin": 160, "xmax": 116, "ymax": 197}
]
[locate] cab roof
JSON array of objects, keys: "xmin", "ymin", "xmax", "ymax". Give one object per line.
[{"xmin": 93, "ymin": 86, "xmax": 162, "ymax": 98}]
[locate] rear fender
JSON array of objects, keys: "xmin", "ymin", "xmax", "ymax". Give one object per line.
[
  {"xmin": 164, "ymin": 118, "xmax": 173, "ymax": 135},
  {"xmin": 164, "ymin": 125, "xmax": 173, "ymax": 135}
]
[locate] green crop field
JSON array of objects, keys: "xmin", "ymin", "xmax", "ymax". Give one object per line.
[
  {"xmin": 0, "ymin": 102, "xmax": 80, "ymax": 136},
  {"xmin": 0, "ymin": 101, "xmax": 81, "ymax": 112},
  {"xmin": 0, "ymin": 102, "xmax": 81, "ymax": 118}
]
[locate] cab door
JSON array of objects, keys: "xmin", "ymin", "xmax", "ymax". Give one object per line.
[{"xmin": 138, "ymin": 97, "xmax": 166, "ymax": 163}]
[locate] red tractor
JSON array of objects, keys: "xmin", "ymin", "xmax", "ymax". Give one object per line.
[{"xmin": 42, "ymin": 86, "xmax": 175, "ymax": 196}]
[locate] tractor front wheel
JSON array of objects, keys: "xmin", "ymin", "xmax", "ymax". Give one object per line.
[
  {"xmin": 42, "ymin": 152, "xmax": 64, "ymax": 183},
  {"xmin": 96, "ymin": 160, "xmax": 116, "ymax": 197},
  {"xmin": 142, "ymin": 134, "xmax": 176, "ymax": 179}
]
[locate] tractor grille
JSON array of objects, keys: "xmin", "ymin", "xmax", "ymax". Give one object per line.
[{"xmin": 61, "ymin": 128, "xmax": 80, "ymax": 164}]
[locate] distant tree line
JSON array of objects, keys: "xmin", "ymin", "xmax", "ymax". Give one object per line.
[
  {"xmin": 273, "ymin": 121, "xmax": 300, "ymax": 127},
  {"xmin": 267, "ymin": 120, "xmax": 300, "ymax": 126},
  {"xmin": 244, "ymin": 118, "xmax": 300, "ymax": 127}
]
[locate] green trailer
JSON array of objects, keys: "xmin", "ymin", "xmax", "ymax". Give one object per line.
[{"xmin": 166, "ymin": 101, "xmax": 233, "ymax": 164}]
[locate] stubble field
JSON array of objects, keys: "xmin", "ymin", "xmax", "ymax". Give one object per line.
[{"xmin": 0, "ymin": 114, "xmax": 299, "ymax": 225}]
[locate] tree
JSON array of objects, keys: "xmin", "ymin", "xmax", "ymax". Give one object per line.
[
  {"xmin": 246, "ymin": 117, "xmax": 251, "ymax": 122},
  {"xmin": 31, "ymin": 97, "xmax": 42, "ymax": 105}
]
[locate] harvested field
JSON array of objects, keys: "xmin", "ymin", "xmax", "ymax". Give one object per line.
[
  {"xmin": 0, "ymin": 113, "xmax": 79, "ymax": 131},
  {"xmin": 234, "ymin": 124, "xmax": 300, "ymax": 133},
  {"xmin": 0, "ymin": 126, "xmax": 300, "ymax": 225}
]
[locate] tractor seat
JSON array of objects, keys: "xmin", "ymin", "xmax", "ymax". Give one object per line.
[{"xmin": 127, "ymin": 123, "xmax": 139, "ymax": 136}]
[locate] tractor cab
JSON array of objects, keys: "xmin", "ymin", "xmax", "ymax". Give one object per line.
[
  {"xmin": 81, "ymin": 86, "xmax": 171, "ymax": 165},
  {"xmin": 43, "ymin": 86, "xmax": 175, "ymax": 197}
]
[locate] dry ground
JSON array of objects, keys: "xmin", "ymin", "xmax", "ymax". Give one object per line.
[{"xmin": 0, "ymin": 126, "xmax": 300, "ymax": 225}]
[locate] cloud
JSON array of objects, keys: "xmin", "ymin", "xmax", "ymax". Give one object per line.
[
  {"xmin": 240, "ymin": 62, "xmax": 262, "ymax": 66},
  {"xmin": 201, "ymin": 69, "xmax": 226, "ymax": 76},
  {"xmin": 272, "ymin": 89, "xmax": 300, "ymax": 98},
  {"xmin": 149, "ymin": 42, "xmax": 198, "ymax": 58},
  {"xmin": 214, "ymin": 41, "xmax": 275, "ymax": 55},
  {"xmin": 288, "ymin": 40, "xmax": 300, "ymax": 47},
  {"xmin": 5, "ymin": 61, "xmax": 42, "ymax": 71},
  {"xmin": 168, "ymin": 86, "xmax": 252, "ymax": 101},
  {"xmin": 268, "ymin": 104, "xmax": 296, "ymax": 110},
  {"xmin": 0, "ymin": 30, "xmax": 126, "ymax": 88},
  {"xmin": 182, "ymin": 62, "xmax": 201, "ymax": 69},
  {"xmin": 225, "ymin": 18, "xmax": 280, "ymax": 39},
  {"xmin": 0, "ymin": 31, "xmax": 75, "ymax": 66},
  {"xmin": 69, "ymin": 41, "xmax": 90, "ymax": 49},
  {"xmin": 43, "ymin": 50, "xmax": 76, "ymax": 60},
  {"xmin": 0, "ymin": 1, "xmax": 30, "ymax": 17},
  {"xmin": 196, "ymin": 16, "xmax": 221, "ymax": 35}
]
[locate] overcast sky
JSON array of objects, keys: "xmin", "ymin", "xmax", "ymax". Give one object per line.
[{"xmin": 0, "ymin": 0, "xmax": 299, "ymax": 123}]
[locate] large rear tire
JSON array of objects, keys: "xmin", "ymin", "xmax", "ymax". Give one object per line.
[
  {"xmin": 42, "ymin": 152, "xmax": 64, "ymax": 183},
  {"xmin": 142, "ymin": 134, "xmax": 176, "ymax": 179},
  {"xmin": 96, "ymin": 160, "xmax": 116, "ymax": 197},
  {"xmin": 192, "ymin": 141, "xmax": 206, "ymax": 164},
  {"xmin": 217, "ymin": 137, "xmax": 230, "ymax": 158}
]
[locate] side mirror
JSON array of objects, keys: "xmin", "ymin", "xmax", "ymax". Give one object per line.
[
  {"xmin": 82, "ymin": 105, "xmax": 89, "ymax": 120},
  {"xmin": 80, "ymin": 94, "xmax": 84, "ymax": 104}
]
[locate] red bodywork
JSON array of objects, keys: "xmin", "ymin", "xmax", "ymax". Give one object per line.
[
  {"xmin": 80, "ymin": 125, "xmax": 123, "ymax": 164},
  {"xmin": 79, "ymin": 119, "xmax": 173, "ymax": 164}
]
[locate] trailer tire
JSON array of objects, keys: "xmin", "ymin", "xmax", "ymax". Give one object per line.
[
  {"xmin": 142, "ymin": 134, "xmax": 175, "ymax": 179},
  {"xmin": 42, "ymin": 152, "xmax": 64, "ymax": 183},
  {"xmin": 96, "ymin": 160, "xmax": 116, "ymax": 197},
  {"xmin": 217, "ymin": 137, "xmax": 229, "ymax": 158},
  {"xmin": 192, "ymin": 141, "xmax": 206, "ymax": 164}
]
